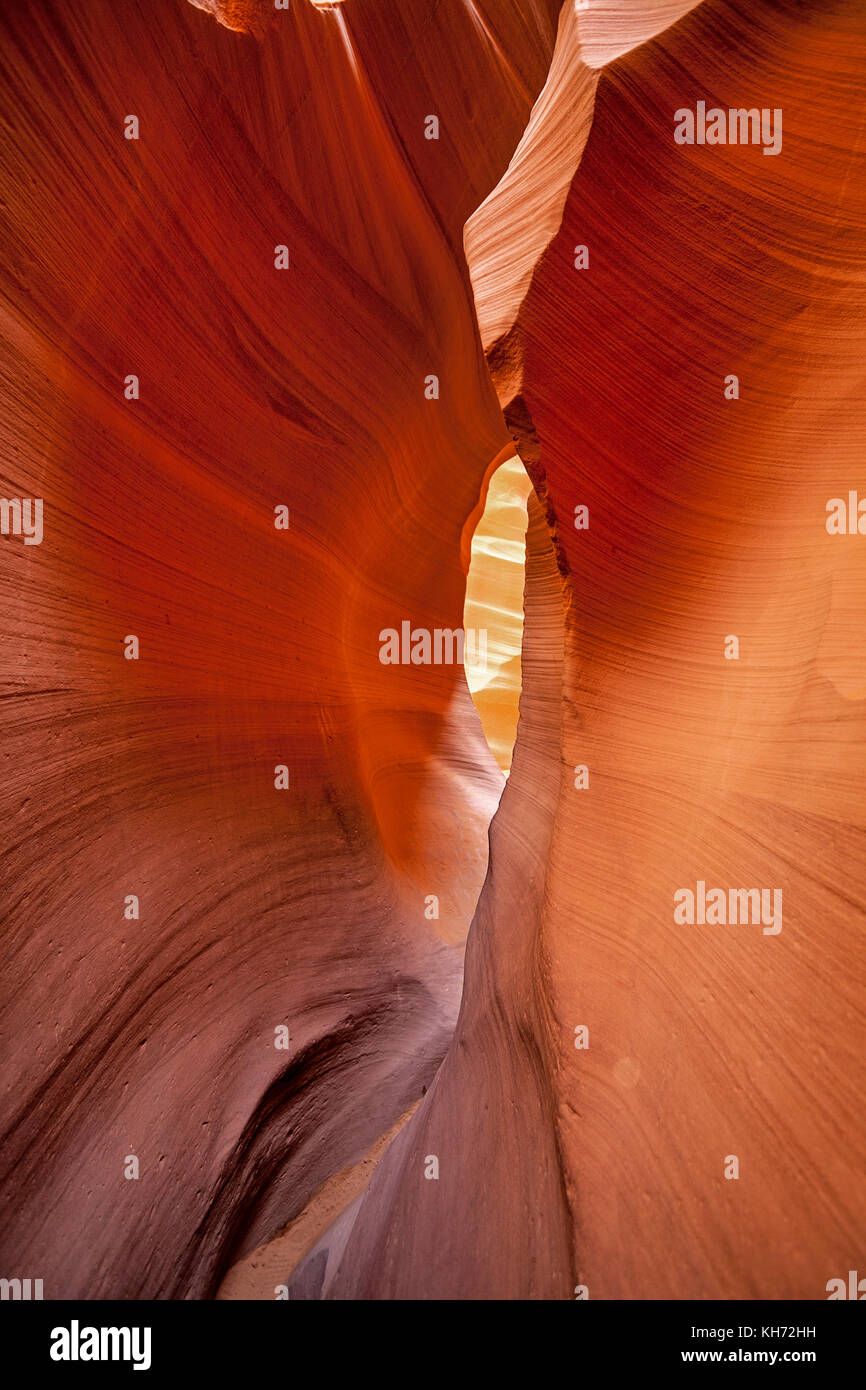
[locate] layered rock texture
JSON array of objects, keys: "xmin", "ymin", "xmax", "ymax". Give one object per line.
[{"xmin": 1, "ymin": 0, "xmax": 864, "ymax": 1301}]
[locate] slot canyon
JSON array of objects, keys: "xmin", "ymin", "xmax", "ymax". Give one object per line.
[{"xmin": 0, "ymin": 0, "xmax": 864, "ymax": 1304}]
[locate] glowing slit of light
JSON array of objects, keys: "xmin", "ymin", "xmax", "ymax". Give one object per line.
[{"xmin": 463, "ymin": 452, "xmax": 532, "ymax": 775}]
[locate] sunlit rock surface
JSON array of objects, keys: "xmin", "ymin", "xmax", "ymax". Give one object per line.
[
  {"xmin": 1, "ymin": 0, "xmax": 865, "ymax": 1303},
  {"xmin": 464, "ymin": 452, "xmax": 532, "ymax": 773}
]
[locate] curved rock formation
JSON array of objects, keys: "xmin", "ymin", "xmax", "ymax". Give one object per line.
[
  {"xmin": 292, "ymin": 0, "xmax": 866, "ymax": 1300},
  {"xmin": 0, "ymin": 0, "xmax": 559, "ymax": 1298},
  {"xmin": 1, "ymin": 0, "xmax": 864, "ymax": 1302}
]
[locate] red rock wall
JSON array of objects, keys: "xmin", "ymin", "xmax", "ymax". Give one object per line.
[
  {"xmin": 2, "ymin": 0, "xmax": 864, "ymax": 1301},
  {"xmin": 0, "ymin": 0, "xmax": 559, "ymax": 1298},
  {"xmin": 296, "ymin": 0, "xmax": 866, "ymax": 1300}
]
